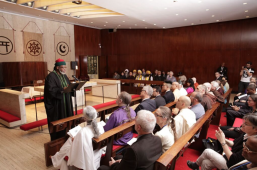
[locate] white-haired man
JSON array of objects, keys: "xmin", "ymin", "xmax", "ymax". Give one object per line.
[
  {"xmin": 196, "ymin": 85, "xmax": 213, "ymax": 111},
  {"xmin": 203, "ymin": 82, "xmax": 224, "ymax": 103},
  {"xmin": 135, "ymin": 85, "xmax": 156, "ymax": 113},
  {"xmin": 211, "ymin": 81, "xmax": 224, "ymax": 95},
  {"xmin": 190, "ymin": 92, "xmax": 205, "ymax": 120},
  {"xmin": 166, "ymin": 71, "xmax": 177, "ymax": 82},
  {"xmin": 100, "ymin": 110, "xmax": 162, "ymax": 170},
  {"xmin": 171, "ymin": 82, "xmax": 181, "ymax": 102},
  {"xmin": 173, "ymin": 96, "xmax": 196, "ymax": 139}
]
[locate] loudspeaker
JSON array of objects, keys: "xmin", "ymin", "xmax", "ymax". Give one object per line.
[
  {"xmin": 71, "ymin": 61, "xmax": 77, "ymax": 70},
  {"xmin": 108, "ymin": 29, "xmax": 117, "ymax": 33}
]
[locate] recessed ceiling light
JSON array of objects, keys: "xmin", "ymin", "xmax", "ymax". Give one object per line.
[
  {"xmin": 245, "ymin": 10, "xmax": 248, "ymax": 12},
  {"xmin": 176, "ymin": 14, "xmax": 178, "ymax": 16},
  {"xmin": 106, "ymin": 22, "xmax": 108, "ymax": 23},
  {"xmin": 216, "ymin": 20, "xmax": 219, "ymax": 22},
  {"xmin": 135, "ymin": 24, "xmax": 137, "ymax": 26},
  {"xmin": 184, "ymin": 19, "xmax": 187, "ymax": 21},
  {"xmin": 198, "ymin": 1, "xmax": 202, "ymax": 3},
  {"xmin": 243, "ymin": 3, "xmax": 247, "ymax": 5},
  {"xmin": 43, "ymin": 6, "xmax": 47, "ymax": 9},
  {"xmin": 246, "ymin": 16, "xmax": 249, "ymax": 18},
  {"xmin": 206, "ymin": 9, "xmax": 209, "ymax": 11},
  {"xmin": 191, "ymin": 23, "xmax": 194, "ymax": 25},
  {"xmin": 145, "ymin": 27, "xmax": 147, "ymax": 29},
  {"xmin": 212, "ymin": 15, "xmax": 215, "ymax": 17},
  {"xmin": 104, "ymin": 25, "xmax": 106, "ymax": 26},
  {"xmin": 27, "ymin": 2, "xmax": 32, "ymax": 6},
  {"xmin": 123, "ymin": 21, "xmax": 125, "ymax": 22},
  {"xmin": 91, "ymin": 22, "xmax": 93, "ymax": 23},
  {"xmin": 164, "ymin": 8, "xmax": 167, "ymax": 9},
  {"xmin": 129, "ymin": 27, "xmax": 131, "ymax": 29},
  {"xmin": 163, "ymin": 27, "xmax": 165, "ymax": 28},
  {"xmin": 143, "ymin": 20, "xmax": 145, "ymax": 21},
  {"xmin": 118, "ymin": 25, "xmax": 121, "ymax": 26},
  {"xmin": 154, "ymin": 24, "xmax": 156, "ymax": 25},
  {"xmin": 55, "ymin": 10, "xmax": 59, "ymax": 12}
]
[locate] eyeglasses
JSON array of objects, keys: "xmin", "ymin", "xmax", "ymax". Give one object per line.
[
  {"xmin": 154, "ymin": 112, "xmax": 163, "ymax": 118},
  {"xmin": 243, "ymin": 142, "xmax": 257, "ymax": 153},
  {"xmin": 242, "ymin": 122, "xmax": 254, "ymax": 127}
]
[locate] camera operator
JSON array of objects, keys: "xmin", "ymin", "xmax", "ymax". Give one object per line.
[{"xmin": 239, "ymin": 61, "xmax": 254, "ymax": 94}]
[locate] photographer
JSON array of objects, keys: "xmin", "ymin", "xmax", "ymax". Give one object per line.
[{"xmin": 239, "ymin": 61, "xmax": 254, "ymax": 93}]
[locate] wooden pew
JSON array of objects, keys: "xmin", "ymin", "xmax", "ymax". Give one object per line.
[
  {"xmin": 49, "ymin": 95, "xmax": 141, "ymax": 134},
  {"xmin": 44, "ymin": 120, "xmax": 136, "ymax": 167},
  {"xmin": 211, "ymin": 88, "xmax": 232, "ymax": 125},
  {"xmin": 154, "ymin": 102, "xmax": 220, "ymax": 170}
]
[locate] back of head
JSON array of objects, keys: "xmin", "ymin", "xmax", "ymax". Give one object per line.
[
  {"xmin": 248, "ymin": 84, "xmax": 257, "ymax": 91},
  {"xmin": 192, "ymin": 77, "xmax": 196, "ymax": 83},
  {"xmin": 197, "ymin": 84, "xmax": 206, "ymax": 95},
  {"xmin": 136, "ymin": 110, "xmax": 156, "ymax": 133},
  {"xmin": 119, "ymin": 91, "xmax": 131, "ymax": 105},
  {"xmin": 187, "ymin": 78, "xmax": 195, "ymax": 89},
  {"xmin": 83, "ymin": 106, "xmax": 101, "ymax": 138},
  {"xmin": 164, "ymin": 80, "xmax": 172, "ymax": 89},
  {"xmin": 159, "ymin": 106, "xmax": 177, "ymax": 139},
  {"xmin": 211, "ymin": 81, "xmax": 219, "ymax": 89},
  {"xmin": 194, "ymin": 92, "xmax": 202, "ymax": 102},
  {"xmin": 203, "ymin": 82, "xmax": 211, "ymax": 91},
  {"xmin": 143, "ymin": 85, "xmax": 153, "ymax": 97},
  {"xmin": 179, "ymin": 96, "xmax": 191, "ymax": 108},
  {"xmin": 154, "ymin": 86, "xmax": 161, "ymax": 94}
]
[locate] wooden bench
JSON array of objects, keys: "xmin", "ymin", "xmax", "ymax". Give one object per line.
[
  {"xmin": 154, "ymin": 102, "xmax": 220, "ymax": 170},
  {"xmin": 211, "ymin": 88, "xmax": 232, "ymax": 125},
  {"xmin": 44, "ymin": 120, "xmax": 136, "ymax": 167}
]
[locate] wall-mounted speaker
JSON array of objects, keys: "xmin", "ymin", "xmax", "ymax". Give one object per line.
[{"xmin": 71, "ymin": 61, "xmax": 77, "ymax": 70}]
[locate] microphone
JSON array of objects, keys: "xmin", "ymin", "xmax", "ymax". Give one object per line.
[{"xmin": 72, "ymin": 75, "xmax": 79, "ymax": 82}]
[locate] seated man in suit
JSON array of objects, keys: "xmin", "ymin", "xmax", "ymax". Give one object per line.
[
  {"xmin": 172, "ymin": 96, "xmax": 196, "ymax": 139},
  {"xmin": 153, "ymin": 86, "xmax": 166, "ymax": 108},
  {"xmin": 135, "ymin": 85, "xmax": 156, "ymax": 113},
  {"xmin": 162, "ymin": 80, "xmax": 175, "ymax": 104},
  {"xmin": 98, "ymin": 110, "xmax": 162, "ymax": 170}
]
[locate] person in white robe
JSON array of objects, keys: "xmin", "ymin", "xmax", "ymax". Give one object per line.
[
  {"xmin": 172, "ymin": 96, "xmax": 196, "ymax": 139},
  {"xmin": 51, "ymin": 106, "xmax": 105, "ymax": 170}
]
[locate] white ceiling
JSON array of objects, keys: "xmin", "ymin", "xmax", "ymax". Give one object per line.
[{"xmin": 0, "ymin": 0, "xmax": 257, "ymax": 29}]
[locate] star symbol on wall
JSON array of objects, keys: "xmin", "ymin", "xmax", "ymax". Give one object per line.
[{"xmin": 28, "ymin": 42, "xmax": 41, "ymax": 55}]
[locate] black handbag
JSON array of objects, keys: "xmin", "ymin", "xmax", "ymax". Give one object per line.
[{"xmin": 202, "ymin": 137, "xmax": 223, "ymax": 154}]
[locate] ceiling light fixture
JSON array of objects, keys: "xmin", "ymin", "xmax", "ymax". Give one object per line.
[
  {"xmin": 243, "ymin": 3, "xmax": 247, "ymax": 5},
  {"xmin": 184, "ymin": 19, "xmax": 187, "ymax": 21},
  {"xmin": 198, "ymin": 1, "xmax": 202, "ymax": 3},
  {"xmin": 212, "ymin": 15, "xmax": 215, "ymax": 17},
  {"xmin": 104, "ymin": 25, "xmax": 106, "ymax": 26},
  {"xmin": 246, "ymin": 16, "xmax": 249, "ymax": 18},
  {"xmin": 106, "ymin": 22, "xmax": 108, "ymax": 23},
  {"xmin": 164, "ymin": 8, "xmax": 167, "ymax": 9},
  {"xmin": 43, "ymin": 6, "xmax": 47, "ymax": 9},
  {"xmin": 245, "ymin": 10, "xmax": 248, "ymax": 12},
  {"xmin": 72, "ymin": 0, "xmax": 82, "ymax": 5},
  {"xmin": 191, "ymin": 23, "xmax": 194, "ymax": 25},
  {"xmin": 145, "ymin": 27, "xmax": 147, "ymax": 29},
  {"xmin": 123, "ymin": 21, "xmax": 125, "ymax": 22},
  {"xmin": 91, "ymin": 22, "xmax": 93, "ymax": 23},
  {"xmin": 176, "ymin": 14, "xmax": 178, "ymax": 16},
  {"xmin": 143, "ymin": 20, "xmax": 145, "ymax": 21},
  {"xmin": 206, "ymin": 9, "xmax": 209, "ymax": 11},
  {"xmin": 163, "ymin": 27, "xmax": 165, "ymax": 28},
  {"xmin": 216, "ymin": 20, "xmax": 219, "ymax": 22},
  {"xmin": 154, "ymin": 24, "xmax": 156, "ymax": 25}
]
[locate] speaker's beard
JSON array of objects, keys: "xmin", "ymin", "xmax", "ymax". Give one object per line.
[{"xmin": 59, "ymin": 69, "xmax": 66, "ymax": 75}]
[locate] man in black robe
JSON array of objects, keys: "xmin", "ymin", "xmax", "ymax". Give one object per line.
[{"xmin": 44, "ymin": 58, "xmax": 74, "ymax": 141}]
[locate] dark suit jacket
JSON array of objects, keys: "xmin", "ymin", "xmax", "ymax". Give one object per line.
[
  {"xmin": 154, "ymin": 95, "xmax": 166, "ymax": 108},
  {"xmin": 135, "ymin": 98, "xmax": 156, "ymax": 113},
  {"xmin": 162, "ymin": 91, "xmax": 175, "ymax": 104},
  {"xmin": 217, "ymin": 66, "xmax": 228, "ymax": 77},
  {"xmin": 110, "ymin": 133, "xmax": 162, "ymax": 170},
  {"xmin": 155, "ymin": 75, "xmax": 163, "ymax": 81}
]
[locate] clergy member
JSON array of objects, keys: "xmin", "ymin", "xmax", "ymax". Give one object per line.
[{"xmin": 44, "ymin": 58, "xmax": 74, "ymax": 141}]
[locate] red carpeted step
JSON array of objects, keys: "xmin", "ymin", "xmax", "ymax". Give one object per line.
[
  {"xmin": 175, "ymin": 148, "xmax": 201, "ymax": 170},
  {"xmin": 84, "ymin": 89, "xmax": 91, "ymax": 92},
  {"xmin": 131, "ymin": 94, "xmax": 140, "ymax": 99},
  {"xmin": 0, "ymin": 110, "xmax": 21, "ymax": 122},
  {"xmin": 20, "ymin": 118, "xmax": 47, "ymax": 131},
  {"xmin": 233, "ymin": 118, "xmax": 243, "ymax": 127},
  {"xmin": 25, "ymin": 97, "xmax": 44, "ymax": 102},
  {"xmin": 219, "ymin": 112, "xmax": 227, "ymax": 126},
  {"xmin": 93, "ymin": 101, "xmax": 117, "ymax": 110}
]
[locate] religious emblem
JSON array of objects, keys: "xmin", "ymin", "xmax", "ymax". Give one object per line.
[
  {"xmin": 56, "ymin": 41, "xmax": 69, "ymax": 56},
  {"xmin": 26, "ymin": 40, "xmax": 42, "ymax": 56},
  {"xmin": 0, "ymin": 36, "xmax": 13, "ymax": 55}
]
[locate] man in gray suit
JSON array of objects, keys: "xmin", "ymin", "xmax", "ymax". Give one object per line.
[
  {"xmin": 135, "ymin": 85, "xmax": 157, "ymax": 113},
  {"xmin": 153, "ymin": 86, "xmax": 166, "ymax": 108}
]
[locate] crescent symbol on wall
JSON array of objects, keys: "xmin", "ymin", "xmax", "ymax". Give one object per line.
[{"xmin": 59, "ymin": 44, "xmax": 66, "ymax": 53}]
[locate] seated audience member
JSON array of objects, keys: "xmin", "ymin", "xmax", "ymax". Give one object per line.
[
  {"xmin": 166, "ymin": 71, "xmax": 177, "ymax": 82},
  {"xmin": 135, "ymin": 85, "xmax": 156, "ymax": 113},
  {"xmin": 154, "ymin": 106, "xmax": 176, "ymax": 153},
  {"xmin": 155, "ymin": 70, "xmax": 163, "ymax": 81},
  {"xmin": 221, "ymin": 94, "xmax": 257, "ymax": 139},
  {"xmin": 178, "ymin": 84, "xmax": 188, "ymax": 96},
  {"xmin": 132, "ymin": 69, "xmax": 137, "ymax": 77},
  {"xmin": 178, "ymin": 72, "xmax": 187, "ymax": 85},
  {"xmin": 162, "ymin": 71, "xmax": 166, "ymax": 80},
  {"xmin": 192, "ymin": 77, "xmax": 199, "ymax": 89},
  {"xmin": 104, "ymin": 92, "xmax": 136, "ymax": 145},
  {"xmin": 144, "ymin": 70, "xmax": 153, "ymax": 81},
  {"xmin": 236, "ymin": 77, "xmax": 257, "ymax": 97},
  {"xmin": 222, "ymin": 76, "xmax": 230, "ymax": 90},
  {"xmin": 113, "ymin": 71, "xmax": 120, "ymax": 79},
  {"xmin": 187, "ymin": 113, "xmax": 257, "ymax": 170},
  {"xmin": 196, "ymin": 85, "xmax": 212, "ymax": 111},
  {"xmin": 234, "ymin": 84, "xmax": 257, "ymax": 103},
  {"xmin": 190, "ymin": 92, "xmax": 205, "ymax": 120},
  {"xmin": 120, "ymin": 72, "xmax": 126, "ymax": 79},
  {"xmin": 166, "ymin": 71, "xmax": 170, "ymax": 79},
  {"xmin": 227, "ymin": 92, "xmax": 257, "ymax": 126},
  {"xmin": 217, "ymin": 62, "xmax": 228, "ymax": 78},
  {"xmin": 172, "ymin": 96, "xmax": 196, "ymax": 139},
  {"xmin": 171, "ymin": 82, "xmax": 181, "ymax": 102},
  {"xmin": 127, "ymin": 72, "xmax": 135, "ymax": 79},
  {"xmin": 215, "ymin": 72, "xmax": 223, "ymax": 81},
  {"xmin": 51, "ymin": 106, "xmax": 104, "ymax": 170},
  {"xmin": 153, "ymin": 86, "xmax": 166, "ymax": 108},
  {"xmin": 211, "ymin": 81, "xmax": 224, "ymax": 95},
  {"xmin": 98, "ymin": 110, "xmax": 162, "ymax": 170},
  {"xmin": 162, "ymin": 80, "xmax": 175, "ymax": 104},
  {"xmin": 142, "ymin": 68, "xmax": 146, "ymax": 77},
  {"xmin": 153, "ymin": 69, "xmax": 158, "ymax": 80},
  {"xmin": 134, "ymin": 70, "xmax": 145, "ymax": 87},
  {"xmin": 186, "ymin": 78, "xmax": 195, "ymax": 95},
  {"xmin": 204, "ymin": 82, "xmax": 225, "ymax": 103},
  {"xmin": 124, "ymin": 69, "xmax": 129, "ymax": 78},
  {"xmin": 229, "ymin": 136, "xmax": 257, "ymax": 170},
  {"xmin": 221, "ymin": 80, "xmax": 228, "ymax": 104}
]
